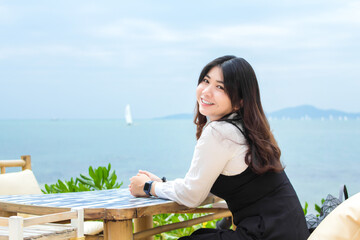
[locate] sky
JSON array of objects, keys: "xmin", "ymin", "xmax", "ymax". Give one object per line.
[{"xmin": 0, "ymin": 0, "xmax": 359, "ymax": 119}]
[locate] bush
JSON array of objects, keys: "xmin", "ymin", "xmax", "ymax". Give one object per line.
[{"xmin": 42, "ymin": 163, "xmax": 123, "ymax": 193}]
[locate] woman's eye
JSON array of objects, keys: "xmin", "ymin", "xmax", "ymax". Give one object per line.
[
  {"xmin": 203, "ymin": 79, "xmax": 209, "ymax": 83},
  {"xmin": 217, "ymin": 85, "xmax": 224, "ymax": 90}
]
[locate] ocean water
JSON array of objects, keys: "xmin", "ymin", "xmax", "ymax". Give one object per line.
[{"xmin": 0, "ymin": 119, "xmax": 359, "ymax": 208}]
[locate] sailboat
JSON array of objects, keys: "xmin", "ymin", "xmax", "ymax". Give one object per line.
[{"xmin": 125, "ymin": 104, "xmax": 133, "ymax": 125}]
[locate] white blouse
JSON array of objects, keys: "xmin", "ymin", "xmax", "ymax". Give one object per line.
[{"xmin": 155, "ymin": 120, "xmax": 248, "ymax": 208}]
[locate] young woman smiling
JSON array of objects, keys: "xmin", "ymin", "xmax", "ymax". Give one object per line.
[{"xmin": 129, "ymin": 56, "xmax": 309, "ymax": 240}]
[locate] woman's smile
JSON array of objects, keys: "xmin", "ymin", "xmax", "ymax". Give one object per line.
[{"xmin": 200, "ymin": 98, "xmax": 214, "ymax": 106}]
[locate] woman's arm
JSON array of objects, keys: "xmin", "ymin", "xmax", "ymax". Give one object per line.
[
  {"xmin": 129, "ymin": 122, "xmax": 246, "ymax": 207},
  {"xmin": 154, "ymin": 122, "xmax": 244, "ymax": 207}
]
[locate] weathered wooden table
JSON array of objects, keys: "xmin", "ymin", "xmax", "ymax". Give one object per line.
[{"xmin": 0, "ymin": 189, "xmax": 230, "ymax": 240}]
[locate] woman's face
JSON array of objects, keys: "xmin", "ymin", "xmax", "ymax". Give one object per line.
[{"xmin": 196, "ymin": 66, "xmax": 233, "ymax": 121}]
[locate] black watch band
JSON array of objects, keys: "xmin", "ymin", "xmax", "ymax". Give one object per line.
[
  {"xmin": 161, "ymin": 177, "xmax": 167, "ymax": 182},
  {"xmin": 143, "ymin": 181, "xmax": 154, "ymax": 196}
]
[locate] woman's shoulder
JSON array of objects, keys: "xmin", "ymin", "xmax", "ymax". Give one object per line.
[{"xmin": 202, "ymin": 120, "xmax": 246, "ymax": 144}]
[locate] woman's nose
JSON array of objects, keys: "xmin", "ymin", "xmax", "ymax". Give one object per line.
[{"xmin": 202, "ymin": 85, "xmax": 212, "ymax": 96}]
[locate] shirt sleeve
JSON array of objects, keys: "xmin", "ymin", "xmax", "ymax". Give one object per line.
[{"xmin": 155, "ymin": 122, "xmax": 238, "ymax": 208}]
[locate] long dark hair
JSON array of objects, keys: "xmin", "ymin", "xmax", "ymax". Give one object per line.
[{"xmin": 194, "ymin": 55, "xmax": 283, "ymax": 174}]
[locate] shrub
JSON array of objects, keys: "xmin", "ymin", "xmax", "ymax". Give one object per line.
[{"xmin": 42, "ymin": 163, "xmax": 122, "ymax": 193}]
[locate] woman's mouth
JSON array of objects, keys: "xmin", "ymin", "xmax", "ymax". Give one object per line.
[{"xmin": 201, "ymin": 98, "xmax": 214, "ymax": 105}]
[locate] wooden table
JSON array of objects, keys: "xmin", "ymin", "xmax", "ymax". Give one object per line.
[{"xmin": 0, "ymin": 189, "xmax": 230, "ymax": 240}]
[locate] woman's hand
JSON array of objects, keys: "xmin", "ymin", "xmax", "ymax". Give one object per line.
[
  {"xmin": 129, "ymin": 173, "xmax": 151, "ymax": 197},
  {"xmin": 138, "ymin": 170, "xmax": 162, "ymax": 182}
]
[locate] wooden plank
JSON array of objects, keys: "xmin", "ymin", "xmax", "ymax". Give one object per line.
[
  {"xmin": 0, "ymin": 160, "xmax": 25, "ymax": 168},
  {"xmin": 0, "ymin": 202, "xmax": 70, "ymax": 215},
  {"xmin": 0, "ymin": 236, "xmax": 8, "ymax": 240},
  {"xmin": 0, "ymin": 218, "xmax": 8, "ymax": 227},
  {"xmin": 104, "ymin": 220, "xmax": 132, "ymax": 240},
  {"xmin": 172, "ymin": 208, "xmax": 230, "ymax": 214},
  {"xmin": 133, "ymin": 210, "xmax": 232, "ymax": 239},
  {"xmin": 134, "ymin": 216, "xmax": 153, "ymax": 240},
  {"xmin": 85, "ymin": 234, "xmax": 104, "ymax": 240},
  {"xmin": 23, "ymin": 224, "xmax": 77, "ymax": 240},
  {"xmin": 24, "ymin": 211, "xmax": 77, "ymax": 227},
  {"xmin": 71, "ymin": 208, "xmax": 84, "ymax": 237},
  {"xmin": 9, "ymin": 216, "xmax": 23, "ymax": 240},
  {"xmin": 0, "ymin": 224, "xmax": 77, "ymax": 240},
  {"xmin": 84, "ymin": 208, "xmax": 106, "ymax": 220},
  {"xmin": 0, "ymin": 211, "xmax": 15, "ymax": 218}
]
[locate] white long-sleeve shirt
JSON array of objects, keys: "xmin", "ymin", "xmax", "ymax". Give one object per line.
[{"xmin": 155, "ymin": 120, "xmax": 248, "ymax": 208}]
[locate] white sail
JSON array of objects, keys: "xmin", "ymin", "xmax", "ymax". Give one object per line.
[{"xmin": 125, "ymin": 104, "xmax": 133, "ymax": 125}]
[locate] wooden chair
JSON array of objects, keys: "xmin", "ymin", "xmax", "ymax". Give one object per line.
[
  {"xmin": 0, "ymin": 208, "xmax": 84, "ymax": 240},
  {"xmin": 0, "ymin": 156, "xmax": 103, "ymax": 236},
  {"xmin": 0, "ymin": 155, "xmax": 31, "ymax": 174}
]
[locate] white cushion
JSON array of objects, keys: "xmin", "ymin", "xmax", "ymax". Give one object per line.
[
  {"xmin": 84, "ymin": 221, "xmax": 104, "ymax": 235},
  {"xmin": 308, "ymin": 192, "xmax": 360, "ymax": 240},
  {"xmin": 0, "ymin": 170, "xmax": 42, "ymax": 195}
]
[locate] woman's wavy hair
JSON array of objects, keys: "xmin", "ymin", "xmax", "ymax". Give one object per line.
[{"xmin": 194, "ymin": 55, "xmax": 283, "ymax": 174}]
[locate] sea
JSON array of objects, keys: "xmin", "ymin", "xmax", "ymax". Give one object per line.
[{"xmin": 1, "ymin": 118, "xmax": 359, "ymax": 210}]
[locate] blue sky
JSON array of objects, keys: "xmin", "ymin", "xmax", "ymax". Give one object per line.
[{"xmin": 1, "ymin": 0, "xmax": 359, "ymax": 119}]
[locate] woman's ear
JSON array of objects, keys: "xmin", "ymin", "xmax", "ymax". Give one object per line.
[{"xmin": 233, "ymin": 100, "xmax": 243, "ymax": 111}]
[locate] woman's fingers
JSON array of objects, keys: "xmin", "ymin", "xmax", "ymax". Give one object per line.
[{"xmin": 139, "ymin": 170, "xmax": 150, "ymax": 176}]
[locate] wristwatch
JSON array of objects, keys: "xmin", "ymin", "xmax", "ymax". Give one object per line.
[{"xmin": 143, "ymin": 181, "xmax": 154, "ymax": 196}]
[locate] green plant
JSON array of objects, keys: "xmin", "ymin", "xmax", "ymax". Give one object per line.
[
  {"xmin": 303, "ymin": 201, "xmax": 308, "ymax": 215},
  {"xmin": 314, "ymin": 198, "xmax": 325, "ymax": 217},
  {"xmin": 42, "ymin": 164, "xmax": 123, "ymax": 194},
  {"xmin": 42, "ymin": 177, "xmax": 91, "ymax": 193},
  {"xmin": 303, "ymin": 198, "xmax": 325, "ymax": 217},
  {"xmin": 77, "ymin": 164, "xmax": 122, "ymax": 190}
]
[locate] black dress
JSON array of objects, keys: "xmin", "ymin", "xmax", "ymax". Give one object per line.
[{"xmin": 179, "ymin": 167, "xmax": 309, "ymax": 240}]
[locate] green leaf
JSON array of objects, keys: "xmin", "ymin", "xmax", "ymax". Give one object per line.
[
  {"xmin": 303, "ymin": 202, "xmax": 308, "ymax": 215},
  {"xmin": 79, "ymin": 174, "xmax": 91, "ymax": 181},
  {"xmin": 315, "ymin": 204, "xmax": 321, "ymax": 215},
  {"xmin": 88, "ymin": 166, "xmax": 96, "ymax": 180}
]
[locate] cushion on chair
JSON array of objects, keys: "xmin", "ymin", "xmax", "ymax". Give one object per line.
[
  {"xmin": 0, "ymin": 169, "xmax": 42, "ymax": 195},
  {"xmin": 308, "ymin": 192, "xmax": 360, "ymax": 240}
]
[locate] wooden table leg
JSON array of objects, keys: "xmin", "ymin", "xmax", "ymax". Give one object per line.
[
  {"xmin": 104, "ymin": 219, "xmax": 133, "ymax": 240},
  {"xmin": 134, "ymin": 215, "xmax": 153, "ymax": 240}
]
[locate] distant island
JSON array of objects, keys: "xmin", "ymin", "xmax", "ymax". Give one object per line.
[{"xmin": 159, "ymin": 105, "xmax": 360, "ymax": 120}]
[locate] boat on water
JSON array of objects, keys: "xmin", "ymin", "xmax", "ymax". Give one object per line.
[{"xmin": 125, "ymin": 104, "xmax": 133, "ymax": 125}]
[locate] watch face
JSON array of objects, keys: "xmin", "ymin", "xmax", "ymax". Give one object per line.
[
  {"xmin": 144, "ymin": 182, "xmax": 150, "ymax": 191},
  {"xmin": 143, "ymin": 181, "xmax": 153, "ymax": 196}
]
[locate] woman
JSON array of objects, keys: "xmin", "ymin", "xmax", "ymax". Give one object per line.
[{"xmin": 129, "ymin": 56, "xmax": 309, "ymax": 239}]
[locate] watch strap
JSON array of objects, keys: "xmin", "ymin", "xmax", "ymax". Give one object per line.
[{"xmin": 143, "ymin": 181, "xmax": 154, "ymax": 196}]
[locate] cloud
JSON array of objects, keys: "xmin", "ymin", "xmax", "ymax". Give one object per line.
[
  {"xmin": 90, "ymin": 3, "xmax": 359, "ymax": 52},
  {"xmin": 0, "ymin": 45, "xmax": 115, "ymax": 60},
  {"xmin": 302, "ymin": 1, "xmax": 360, "ymax": 25},
  {"xmin": 93, "ymin": 19, "xmax": 186, "ymax": 42}
]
